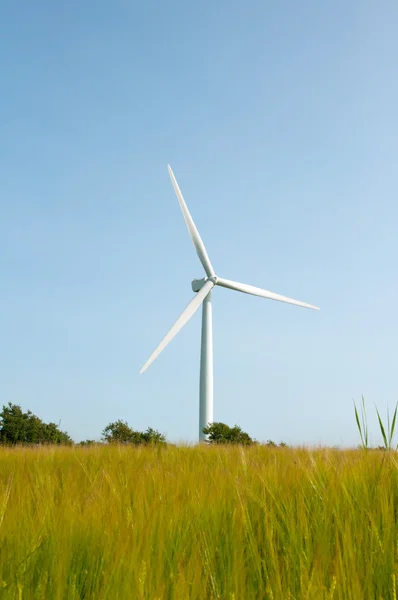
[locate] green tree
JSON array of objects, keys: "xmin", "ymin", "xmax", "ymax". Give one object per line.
[
  {"xmin": 202, "ymin": 422, "xmax": 255, "ymax": 445},
  {"xmin": 141, "ymin": 427, "xmax": 167, "ymax": 444},
  {"xmin": 102, "ymin": 420, "xmax": 166, "ymax": 445},
  {"xmin": 0, "ymin": 403, "xmax": 72, "ymax": 445},
  {"xmin": 102, "ymin": 420, "xmax": 138, "ymax": 443}
]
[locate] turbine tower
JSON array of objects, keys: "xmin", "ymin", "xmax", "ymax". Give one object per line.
[{"xmin": 140, "ymin": 165, "xmax": 319, "ymax": 441}]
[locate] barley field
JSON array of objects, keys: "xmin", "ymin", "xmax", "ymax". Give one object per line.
[{"xmin": 1, "ymin": 444, "xmax": 398, "ymax": 599}]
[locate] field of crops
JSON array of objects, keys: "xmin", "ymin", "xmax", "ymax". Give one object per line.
[{"xmin": 1, "ymin": 443, "xmax": 398, "ymax": 599}]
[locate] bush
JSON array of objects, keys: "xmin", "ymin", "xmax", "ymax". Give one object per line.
[
  {"xmin": 202, "ymin": 422, "xmax": 256, "ymax": 445},
  {"xmin": 102, "ymin": 420, "xmax": 166, "ymax": 445}
]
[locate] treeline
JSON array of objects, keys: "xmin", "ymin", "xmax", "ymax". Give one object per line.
[
  {"xmin": 0, "ymin": 402, "xmax": 287, "ymax": 447},
  {"xmin": 0, "ymin": 403, "xmax": 72, "ymax": 445}
]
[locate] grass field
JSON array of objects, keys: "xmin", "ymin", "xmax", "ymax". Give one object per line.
[{"xmin": 1, "ymin": 443, "xmax": 398, "ymax": 599}]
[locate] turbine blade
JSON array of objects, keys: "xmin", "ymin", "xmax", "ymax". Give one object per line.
[
  {"xmin": 167, "ymin": 165, "xmax": 215, "ymax": 277},
  {"xmin": 140, "ymin": 279, "xmax": 214, "ymax": 374},
  {"xmin": 216, "ymin": 277, "xmax": 319, "ymax": 310}
]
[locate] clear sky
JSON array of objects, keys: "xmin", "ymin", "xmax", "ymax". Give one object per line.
[{"xmin": 1, "ymin": 0, "xmax": 397, "ymax": 446}]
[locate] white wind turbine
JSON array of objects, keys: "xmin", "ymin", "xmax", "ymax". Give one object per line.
[{"xmin": 140, "ymin": 165, "xmax": 319, "ymax": 441}]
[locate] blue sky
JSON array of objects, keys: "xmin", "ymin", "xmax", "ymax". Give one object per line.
[{"xmin": 1, "ymin": 0, "xmax": 397, "ymax": 446}]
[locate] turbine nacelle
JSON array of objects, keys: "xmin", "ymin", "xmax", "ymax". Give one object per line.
[
  {"xmin": 192, "ymin": 276, "xmax": 218, "ymax": 293},
  {"xmin": 191, "ymin": 278, "xmax": 207, "ymax": 293}
]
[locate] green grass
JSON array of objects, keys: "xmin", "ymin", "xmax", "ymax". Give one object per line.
[{"xmin": 1, "ymin": 444, "xmax": 398, "ymax": 599}]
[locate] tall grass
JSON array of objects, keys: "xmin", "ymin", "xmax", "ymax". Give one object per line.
[
  {"xmin": 354, "ymin": 395, "xmax": 398, "ymax": 450},
  {"xmin": 1, "ymin": 444, "xmax": 398, "ymax": 599},
  {"xmin": 354, "ymin": 395, "xmax": 369, "ymax": 449}
]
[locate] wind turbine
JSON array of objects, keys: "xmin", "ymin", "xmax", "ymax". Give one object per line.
[{"xmin": 140, "ymin": 165, "xmax": 319, "ymax": 441}]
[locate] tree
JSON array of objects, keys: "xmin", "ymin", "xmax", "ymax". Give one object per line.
[
  {"xmin": 102, "ymin": 420, "xmax": 166, "ymax": 445},
  {"xmin": 102, "ymin": 420, "xmax": 139, "ymax": 444},
  {"xmin": 141, "ymin": 427, "xmax": 167, "ymax": 444},
  {"xmin": 0, "ymin": 403, "xmax": 72, "ymax": 445},
  {"xmin": 202, "ymin": 422, "xmax": 256, "ymax": 445}
]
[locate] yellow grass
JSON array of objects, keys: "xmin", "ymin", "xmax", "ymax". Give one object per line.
[{"xmin": 1, "ymin": 444, "xmax": 398, "ymax": 599}]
